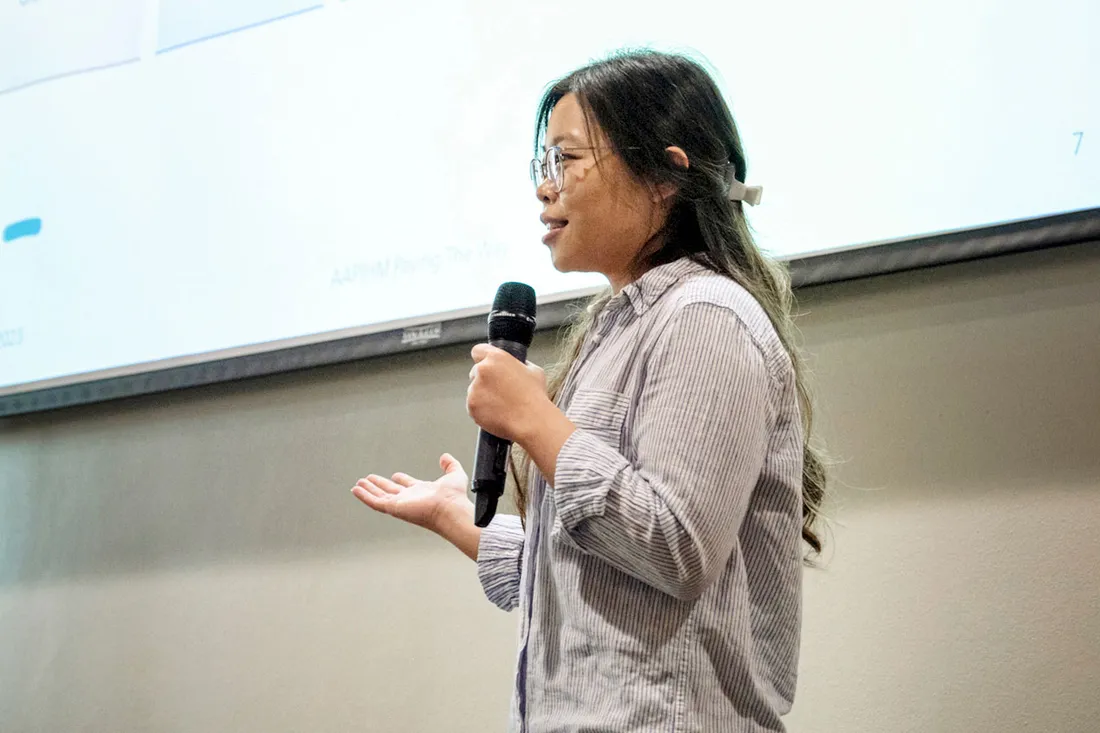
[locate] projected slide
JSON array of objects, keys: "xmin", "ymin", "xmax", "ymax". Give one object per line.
[
  {"xmin": 0, "ymin": 0, "xmax": 1097, "ymax": 398},
  {"xmin": 0, "ymin": 0, "xmax": 145, "ymax": 95},
  {"xmin": 157, "ymin": 0, "xmax": 324, "ymax": 53}
]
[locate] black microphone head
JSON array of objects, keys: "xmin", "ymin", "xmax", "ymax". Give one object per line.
[
  {"xmin": 491, "ymin": 282, "xmax": 536, "ymax": 316},
  {"xmin": 489, "ymin": 282, "xmax": 537, "ymax": 345}
]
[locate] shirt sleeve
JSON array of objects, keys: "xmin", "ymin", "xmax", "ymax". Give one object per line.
[
  {"xmin": 476, "ymin": 513, "xmax": 525, "ymax": 611},
  {"xmin": 552, "ymin": 302, "xmax": 778, "ymax": 601}
]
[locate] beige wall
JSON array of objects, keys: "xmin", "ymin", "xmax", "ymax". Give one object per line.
[{"xmin": 2, "ymin": 242, "xmax": 1098, "ymax": 732}]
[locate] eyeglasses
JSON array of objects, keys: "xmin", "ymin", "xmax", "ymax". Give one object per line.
[
  {"xmin": 531, "ymin": 145, "xmax": 764, "ymax": 205},
  {"xmin": 530, "ymin": 146, "xmax": 585, "ymax": 192},
  {"xmin": 530, "ymin": 145, "xmax": 634, "ymax": 192}
]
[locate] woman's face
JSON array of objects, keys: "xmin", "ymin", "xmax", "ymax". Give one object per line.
[{"xmin": 535, "ymin": 94, "xmax": 668, "ymax": 291}]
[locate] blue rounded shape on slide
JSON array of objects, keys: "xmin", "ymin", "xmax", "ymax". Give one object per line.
[{"xmin": 3, "ymin": 218, "xmax": 41, "ymax": 242}]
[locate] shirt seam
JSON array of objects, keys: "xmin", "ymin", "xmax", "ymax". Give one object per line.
[
  {"xmin": 651, "ymin": 299, "xmax": 783, "ymax": 417},
  {"xmin": 673, "ymin": 609, "xmax": 695, "ymax": 732}
]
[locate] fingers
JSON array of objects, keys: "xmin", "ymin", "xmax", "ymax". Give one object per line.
[
  {"xmin": 351, "ymin": 481, "xmax": 390, "ymax": 513},
  {"xmin": 358, "ymin": 475, "xmax": 401, "ymax": 494},
  {"xmin": 471, "ymin": 343, "xmax": 493, "ymax": 362},
  {"xmin": 356, "ymin": 481, "xmax": 387, "ymax": 501},
  {"xmin": 390, "ymin": 472, "xmax": 417, "ymax": 488}
]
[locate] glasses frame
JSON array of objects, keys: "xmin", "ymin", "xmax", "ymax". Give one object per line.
[{"xmin": 530, "ymin": 145, "xmax": 639, "ymax": 192}]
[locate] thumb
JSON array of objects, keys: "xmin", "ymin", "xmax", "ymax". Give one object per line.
[{"xmin": 440, "ymin": 453, "xmax": 464, "ymax": 474}]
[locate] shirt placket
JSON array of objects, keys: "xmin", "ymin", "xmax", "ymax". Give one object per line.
[
  {"xmin": 514, "ymin": 478, "xmax": 540, "ymax": 731},
  {"xmin": 515, "ymin": 300, "xmax": 623, "ymax": 731}
]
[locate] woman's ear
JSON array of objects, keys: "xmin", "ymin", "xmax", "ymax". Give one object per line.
[
  {"xmin": 653, "ymin": 146, "xmax": 690, "ymax": 201},
  {"xmin": 666, "ymin": 146, "xmax": 690, "ymax": 170}
]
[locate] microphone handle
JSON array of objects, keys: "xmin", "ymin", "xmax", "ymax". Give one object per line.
[{"xmin": 471, "ymin": 337, "xmax": 529, "ymax": 527}]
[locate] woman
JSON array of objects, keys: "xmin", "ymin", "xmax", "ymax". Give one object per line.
[{"xmin": 352, "ymin": 50, "xmax": 826, "ymax": 732}]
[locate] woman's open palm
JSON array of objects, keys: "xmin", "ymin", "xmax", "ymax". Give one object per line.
[{"xmin": 351, "ymin": 453, "xmax": 470, "ymax": 532}]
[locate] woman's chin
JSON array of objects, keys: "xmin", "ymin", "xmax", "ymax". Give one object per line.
[{"xmin": 548, "ymin": 246, "xmax": 573, "ymax": 273}]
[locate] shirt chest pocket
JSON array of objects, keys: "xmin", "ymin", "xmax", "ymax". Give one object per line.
[{"xmin": 564, "ymin": 388, "xmax": 630, "ymax": 450}]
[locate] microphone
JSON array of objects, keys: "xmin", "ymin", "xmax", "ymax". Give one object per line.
[{"xmin": 472, "ymin": 282, "xmax": 537, "ymax": 527}]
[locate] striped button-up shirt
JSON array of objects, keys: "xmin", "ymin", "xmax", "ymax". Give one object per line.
[{"xmin": 478, "ymin": 256, "xmax": 805, "ymax": 732}]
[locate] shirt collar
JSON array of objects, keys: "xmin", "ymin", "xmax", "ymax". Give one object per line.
[{"xmin": 618, "ymin": 257, "xmax": 710, "ymax": 316}]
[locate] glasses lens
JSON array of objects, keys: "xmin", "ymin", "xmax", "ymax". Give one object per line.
[
  {"xmin": 547, "ymin": 148, "xmax": 563, "ymax": 191},
  {"xmin": 530, "ymin": 158, "xmax": 542, "ymax": 188}
]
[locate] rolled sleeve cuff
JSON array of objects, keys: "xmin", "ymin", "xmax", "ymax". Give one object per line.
[
  {"xmin": 476, "ymin": 514, "xmax": 525, "ymax": 612},
  {"xmin": 553, "ymin": 428, "xmax": 625, "ymax": 530}
]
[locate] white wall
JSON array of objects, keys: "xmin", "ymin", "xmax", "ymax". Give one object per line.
[{"xmin": 2, "ymin": 241, "xmax": 1098, "ymax": 732}]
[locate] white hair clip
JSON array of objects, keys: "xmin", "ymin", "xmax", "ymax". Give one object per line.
[{"xmin": 726, "ymin": 164, "xmax": 763, "ymax": 206}]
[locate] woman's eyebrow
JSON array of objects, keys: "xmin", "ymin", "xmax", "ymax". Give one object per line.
[{"xmin": 544, "ymin": 133, "xmax": 582, "ymax": 149}]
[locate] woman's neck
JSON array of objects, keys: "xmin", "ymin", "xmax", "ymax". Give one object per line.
[
  {"xmin": 608, "ymin": 264, "xmax": 650, "ymax": 294},
  {"xmin": 607, "ymin": 233, "xmax": 667, "ymax": 292}
]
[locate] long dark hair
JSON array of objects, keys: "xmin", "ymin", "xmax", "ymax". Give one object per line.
[{"xmin": 510, "ymin": 49, "xmax": 827, "ymax": 559}]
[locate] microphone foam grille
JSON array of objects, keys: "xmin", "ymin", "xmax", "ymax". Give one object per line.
[{"xmin": 492, "ymin": 282, "xmax": 536, "ymax": 319}]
